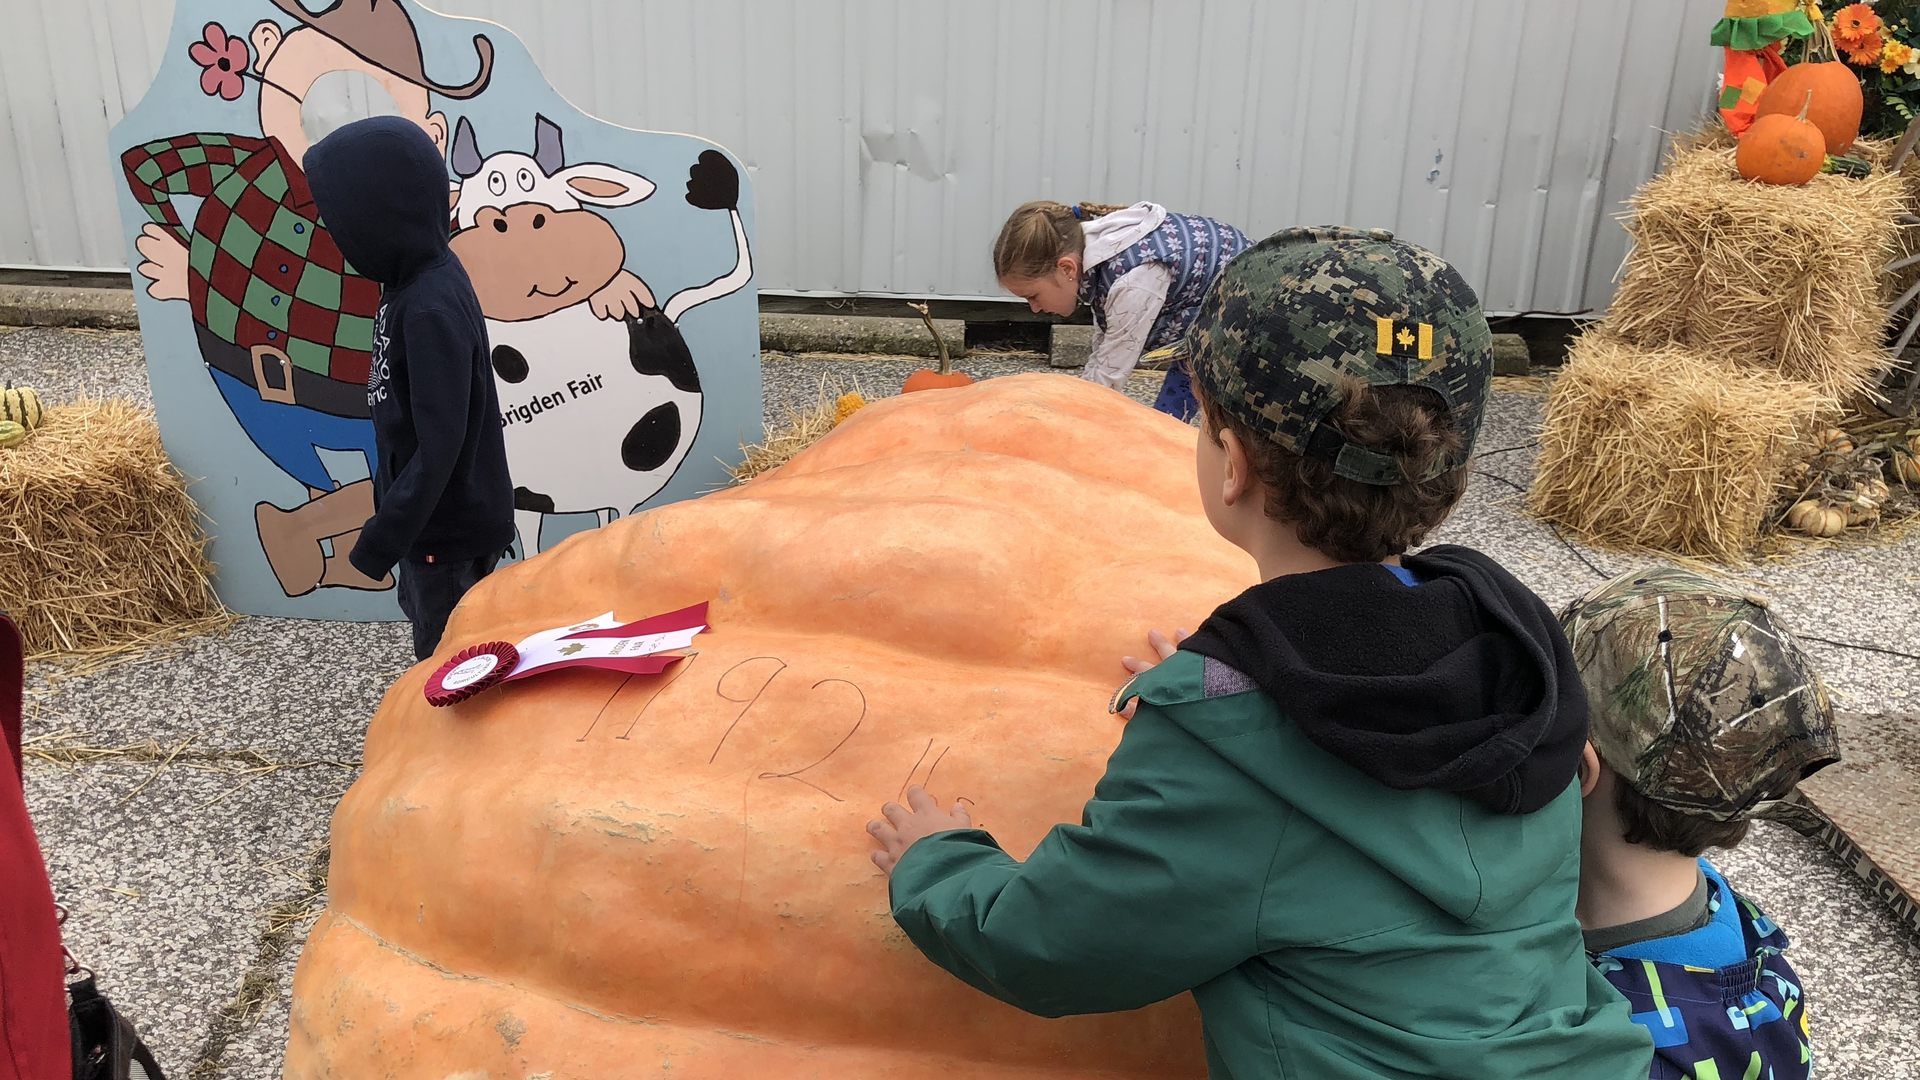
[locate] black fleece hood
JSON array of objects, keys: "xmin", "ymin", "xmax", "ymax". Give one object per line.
[
  {"xmin": 1182, "ymin": 546, "xmax": 1587, "ymax": 815},
  {"xmin": 303, "ymin": 115, "xmax": 451, "ymax": 286}
]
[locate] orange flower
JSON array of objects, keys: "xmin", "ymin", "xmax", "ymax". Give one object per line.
[
  {"xmin": 1832, "ymin": 3, "xmax": 1882, "ymax": 48},
  {"xmin": 1844, "ymin": 31, "xmax": 1884, "ymax": 65}
]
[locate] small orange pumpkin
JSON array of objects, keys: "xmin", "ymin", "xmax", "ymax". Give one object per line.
[
  {"xmin": 1753, "ymin": 61, "xmax": 1864, "ymax": 155},
  {"xmin": 286, "ymin": 376, "xmax": 1254, "ymax": 1077},
  {"xmin": 1738, "ymin": 97, "xmax": 1827, "ymax": 186},
  {"xmin": 902, "ymin": 367, "xmax": 976, "ymax": 393}
]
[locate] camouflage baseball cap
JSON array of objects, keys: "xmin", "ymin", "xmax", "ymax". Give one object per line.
[
  {"xmin": 1560, "ymin": 567, "xmax": 1841, "ymax": 822},
  {"xmin": 1185, "ymin": 226, "xmax": 1493, "ymax": 486}
]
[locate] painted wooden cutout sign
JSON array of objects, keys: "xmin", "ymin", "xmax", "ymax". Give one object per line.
[{"xmin": 110, "ymin": 0, "xmax": 759, "ymax": 619}]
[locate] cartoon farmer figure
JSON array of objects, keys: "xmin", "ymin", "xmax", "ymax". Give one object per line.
[{"xmin": 120, "ymin": 0, "xmax": 492, "ymax": 597}]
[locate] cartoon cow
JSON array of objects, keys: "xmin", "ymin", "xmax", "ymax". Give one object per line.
[{"xmin": 447, "ymin": 113, "xmax": 752, "ymax": 557}]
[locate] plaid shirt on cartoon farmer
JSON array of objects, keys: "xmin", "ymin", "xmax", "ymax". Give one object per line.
[
  {"xmin": 120, "ymin": 0, "xmax": 490, "ymax": 598},
  {"xmin": 124, "ymin": 131, "xmax": 381, "ymax": 412}
]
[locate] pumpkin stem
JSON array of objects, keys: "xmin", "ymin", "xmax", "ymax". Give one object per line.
[
  {"xmin": 907, "ymin": 301, "xmax": 950, "ymax": 375},
  {"xmin": 1797, "ymin": 89, "xmax": 1813, "ymax": 124}
]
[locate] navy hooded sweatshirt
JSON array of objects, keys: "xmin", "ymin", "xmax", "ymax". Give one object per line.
[{"xmin": 303, "ymin": 116, "xmax": 513, "ymax": 579}]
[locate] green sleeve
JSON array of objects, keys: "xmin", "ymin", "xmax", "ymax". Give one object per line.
[{"xmin": 886, "ymin": 705, "xmax": 1287, "ymax": 1017}]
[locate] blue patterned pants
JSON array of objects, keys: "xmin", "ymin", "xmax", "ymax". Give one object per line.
[{"xmin": 1153, "ymin": 361, "xmax": 1198, "ymax": 421}]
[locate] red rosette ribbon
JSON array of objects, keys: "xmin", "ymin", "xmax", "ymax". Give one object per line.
[{"xmin": 424, "ymin": 641, "xmax": 519, "ymax": 707}]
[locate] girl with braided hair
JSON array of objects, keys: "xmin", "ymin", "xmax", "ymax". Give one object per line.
[{"xmin": 993, "ymin": 200, "xmax": 1251, "ymax": 420}]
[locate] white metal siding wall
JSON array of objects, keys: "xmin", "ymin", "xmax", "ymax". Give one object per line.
[{"xmin": 1, "ymin": 0, "xmax": 1721, "ymax": 313}]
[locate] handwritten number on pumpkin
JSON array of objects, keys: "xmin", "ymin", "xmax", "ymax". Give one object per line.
[
  {"xmin": 615, "ymin": 652, "xmax": 700, "ymax": 741},
  {"xmin": 578, "ymin": 674, "xmax": 638, "ymax": 741},
  {"xmin": 710, "ymin": 656, "xmax": 787, "ymax": 763},
  {"xmin": 898, "ymin": 738, "xmax": 934, "ymax": 800},
  {"xmin": 921, "ymin": 744, "xmax": 952, "ymax": 791},
  {"xmin": 898, "ymin": 738, "xmax": 953, "ymax": 800},
  {"xmin": 756, "ymin": 678, "xmax": 867, "ymax": 802}
]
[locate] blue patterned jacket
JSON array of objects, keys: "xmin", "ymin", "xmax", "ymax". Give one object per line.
[{"xmin": 1591, "ymin": 861, "xmax": 1812, "ymax": 1080}]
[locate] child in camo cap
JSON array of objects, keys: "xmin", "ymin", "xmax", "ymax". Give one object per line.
[
  {"xmin": 1562, "ymin": 567, "xmax": 1841, "ymax": 1080},
  {"xmin": 870, "ymin": 228, "xmax": 1653, "ymax": 1079}
]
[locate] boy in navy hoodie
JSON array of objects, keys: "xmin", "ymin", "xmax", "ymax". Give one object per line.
[{"xmin": 304, "ymin": 116, "xmax": 513, "ymax": 659}]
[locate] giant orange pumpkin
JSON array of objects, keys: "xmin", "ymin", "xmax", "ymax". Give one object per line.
[
  {"xmin": 286, "ymin": 375, "xmax": 1255, "ymax": 1078},
  {"xmin": 1753, "ymin": 60, "xmax": 1863, "ymax": 154}
]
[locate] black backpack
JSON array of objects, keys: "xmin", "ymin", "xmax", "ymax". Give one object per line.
[{"xmin": 67, "ymin": 971, "xmax": 166, "ymax": 1080}]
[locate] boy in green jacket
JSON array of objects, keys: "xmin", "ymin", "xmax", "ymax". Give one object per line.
[{"xmin": 867, "ymin": 227, "xmax": 1654, "ymax": 1079}]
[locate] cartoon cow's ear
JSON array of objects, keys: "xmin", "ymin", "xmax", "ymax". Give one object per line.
[
  {"xmin": 557, "ymin": 163, "xmax": 656, "ymax": 207},
  {"xmin": 533, "ymin": 113, "xmax": 565, "ymax": 177},
  {"xmin": 451, "ymin": 116, "xmax": 483, "ymax": 179}
]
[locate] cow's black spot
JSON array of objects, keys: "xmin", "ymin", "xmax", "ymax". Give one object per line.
[
  {"xmin": 627, "ymin": 309, "xmax": 701, "ymax": 393},
  {"xmin": 491, "ymin": 344, "xmax": 529, "ymax": 384},
  {"xmin": 621, "ymin": 402, "xmax": 682, "ymax": 472},
  {"xmin": 513, "ymin": 486, "xmax": 555, "ymax": 513}
]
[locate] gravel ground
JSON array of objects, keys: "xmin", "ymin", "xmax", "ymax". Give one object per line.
[{"xmin": 2, "ymin": 325, "xmax": 1916, "ymax": 1078}]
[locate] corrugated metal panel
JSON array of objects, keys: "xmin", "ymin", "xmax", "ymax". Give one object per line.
[{"xmin": 1, "ymin": 0, "xmax": 1722, "ymax": 312}]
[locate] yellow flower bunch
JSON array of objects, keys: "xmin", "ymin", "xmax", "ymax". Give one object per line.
[{"xmin": 1883, "ymin": 38, "xmax": 1916, "ymax": 72}]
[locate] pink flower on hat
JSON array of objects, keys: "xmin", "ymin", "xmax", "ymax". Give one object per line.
[{"xmin": 188, "ymin": 22, "xmax": 251, "ymax": 101}]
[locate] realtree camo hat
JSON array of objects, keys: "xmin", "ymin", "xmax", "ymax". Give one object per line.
[
  {"xmin": 1560, "ymin": 566, "xmax": 1841, "ymax": 822},
  {"xmin": 1185, "ymin": 226, "xmax": 1493, "ymax": 486}
]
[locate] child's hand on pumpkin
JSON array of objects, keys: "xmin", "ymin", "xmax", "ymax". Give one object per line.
[
  {"xmin": 1116, "ymin": 628, "xmax": 1189, "ymax": 719},
  {"xmin": 868, "ymin": 786, "xmax": 973, "ymax": 876}
]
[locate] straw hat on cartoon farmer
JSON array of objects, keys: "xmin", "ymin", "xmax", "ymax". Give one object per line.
[{"xmin": 266, "ymin": 0, "xmax": 494, "ymax": 99}]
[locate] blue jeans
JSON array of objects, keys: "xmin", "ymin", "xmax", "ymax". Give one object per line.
[{"xmin": 208, "ymin": 367, "xmax": 380, "ymax": 492}]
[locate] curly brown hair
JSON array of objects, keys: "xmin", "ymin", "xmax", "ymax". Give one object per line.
[{"xmin": 1195, "ymin": 375, "xmax": 1470, "ymax": 563}]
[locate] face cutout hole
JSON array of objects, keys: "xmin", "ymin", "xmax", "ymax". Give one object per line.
[{"xmin": 300, "ymin": 70, "xmax": 402, "ymax": 148}]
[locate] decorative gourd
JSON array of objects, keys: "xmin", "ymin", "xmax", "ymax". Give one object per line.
[
  {"xmin": 1752, "ymin": 61, "xmax": 1863, "ymax": 155},
  {"xmin": 0, "ymin": 384, "xmax": 43, "ymax": 431},
  {"xmin": 832, "ymin": 391, "xmax": 867, "ymax": 425},
  {"xmin": 1785, "ymin": 499, "xmax": 1848, "ymax": 536},
  {"xmin": 1842, "ymin": 476, "xmax": 1890, "ymax": 526},
  {"xmin": 1737, "ymin": 100, "xmax": 1827, "ymax": 186},
  {"xmin": 1893, "ymin": 435, "xmax": 1920, "ymax": 484},
  {"xmin": 902, "ymin": 301, "xmax": 975, "ymax": 394},
  {"xmin": 286, "ymin": 375, "xmax": 1251, "ymax": 1078},
  {"xmin": 0, "ymin": 421, "xmax": 24, "ymax": 449},
  {"xmin": 1818, "ymin": 426, "xmax": 1854, "ymax": 455}
]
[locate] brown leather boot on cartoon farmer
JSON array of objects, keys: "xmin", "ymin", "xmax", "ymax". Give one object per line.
[{"xmin": 256, "ymin": 479, "xmax": 391, "ymax": 597}]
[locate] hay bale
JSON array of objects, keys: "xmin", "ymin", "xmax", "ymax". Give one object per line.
[
  {"xmin": 1605, "ymin": 139, "xmax": 1910, "ymax": 401},
  {"xmin": 728, "ymin": 378, "xmax": 866, "ymax": 484},
  {"xmin": 0, "ymin": 399, "xmax": 227, "ymax": 658},
  {"xmin": 1529, "ymin": 334, "xmax": 1828, "ymax": 562}
]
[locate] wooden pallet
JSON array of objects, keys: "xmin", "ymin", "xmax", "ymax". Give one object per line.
[{"xmin": 1785, "ymin": 711, "xmax": 1920, "ymax": 933}]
